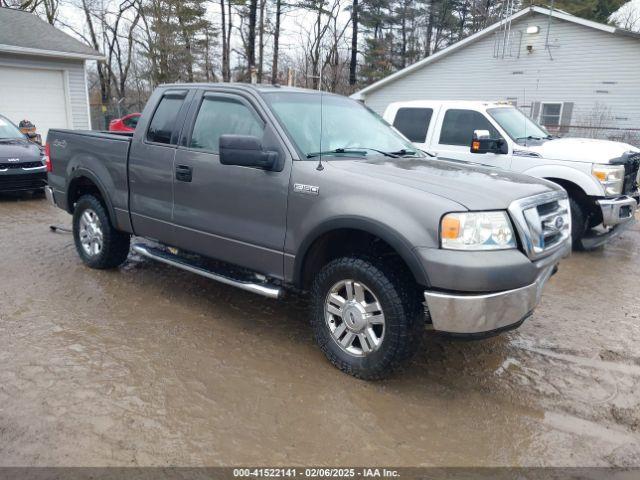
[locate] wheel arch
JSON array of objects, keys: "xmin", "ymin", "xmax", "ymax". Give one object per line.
[
  {"xmin": 544, "ymin": 177, "xmax": 589, "ymax": 200},
  {"xmin": 293, "ymin": 217, "xmax": 430, "ymax": 290},
  {"xmin": 523, "ymin": 165, "xmax": 603, "ymax": 197},
  {"xmin": 66, "ymin": 169, "xmax": 117, "ymax": 224}
]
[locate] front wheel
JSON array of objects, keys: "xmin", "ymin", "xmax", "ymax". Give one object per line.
[
  {"xmin": 569, "ymin": 196, "xmax": 587, "ymax": 250},
  {"xmin": 310, "ymin": 257, "xmax": 423, "ymax": 380},
  {"xmin": 72, "ymin": 195, "xmax": 130, "ymax": 269}
]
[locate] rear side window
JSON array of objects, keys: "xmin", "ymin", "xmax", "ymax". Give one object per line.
[
  {"xmin": 190, "ymin": 97, "xmax": 264, "ymax": 153},
  {"xmin": 147, "ymin": 96, "xmax": 185, "ymax": 144},
  {"xmin": 393, "ymin": 108, "xmax": 433, "ymax": 143},
  {"xmin": 439, "ymin": 109, "xmax": 501, "ymax": 146}
]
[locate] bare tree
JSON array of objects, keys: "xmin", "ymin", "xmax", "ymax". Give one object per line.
[
  {"xmin": 349, "ymin": 0, "xmax": 358, "ymax": 85},
  {"xmin": 247, "ymin": 0, "xmax": 258, "ymax": 81},
  {"xmin": 1, "ymin": 0, "xmax": 59, "ymax": 24},
  {"xmin": 271, "ymin": 0, "xmax": 282, "ymax": 83}
]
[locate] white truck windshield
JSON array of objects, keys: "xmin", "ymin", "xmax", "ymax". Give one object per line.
[{"xmin": 488, "ymin": 107, "xmax": 550, "ymax": 142}]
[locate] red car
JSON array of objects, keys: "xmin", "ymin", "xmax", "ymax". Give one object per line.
[{"xmin": 109, "ymin": 113, "xmax": 141, "ymax": 132}]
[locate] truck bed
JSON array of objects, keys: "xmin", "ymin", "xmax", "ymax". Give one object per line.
[{"xmin": 46, "ymin": 129, "xmax": 133, "ymax": 224}]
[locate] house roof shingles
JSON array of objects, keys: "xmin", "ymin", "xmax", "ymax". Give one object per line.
[{"xmin": 0, "ymin": 7, "xmax": 101, "ymax": 60}]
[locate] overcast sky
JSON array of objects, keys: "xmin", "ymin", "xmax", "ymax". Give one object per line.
[{"xmin": 55, "ymin": 0, "xmax": 639, "ymax": 69}]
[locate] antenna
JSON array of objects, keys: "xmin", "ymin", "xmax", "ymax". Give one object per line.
[{"xmin": 316, "ymin": 88, "xmax": 324, "ymax": 171}]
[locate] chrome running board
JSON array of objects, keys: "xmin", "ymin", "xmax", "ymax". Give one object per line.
[{"xmin": 132, "ymin": 243, "xmax": 282, "ymax": 299}]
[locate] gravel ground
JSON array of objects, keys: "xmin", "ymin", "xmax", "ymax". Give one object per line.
[{"xmin": 0, "ymin": 195, "xmax": 639, "ymax": 467}]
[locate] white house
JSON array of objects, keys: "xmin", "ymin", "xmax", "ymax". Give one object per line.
[
  {"xmin": 0, "ymin": 7, "xmax": 102, "ymax": 138},
  {"xmin": 352, "ymin": 6, "xmax": 640, "ymax": 145}
]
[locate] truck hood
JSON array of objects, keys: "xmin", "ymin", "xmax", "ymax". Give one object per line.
[
  {"xmin": 524, "ymin": 137, "xmax": 639, "ymax": 164},
  {"xmin": 328, "ymin": 157, "xmax": 560, "ymax": 210},
  {"xmin": 0, "ymin": 138, "xmax": 42, "ymax": 163}
]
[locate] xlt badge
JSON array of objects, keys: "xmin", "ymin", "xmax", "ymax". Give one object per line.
[{"xmin": 293, "ymin": 183, "xmax": 319, "ymax": 196}]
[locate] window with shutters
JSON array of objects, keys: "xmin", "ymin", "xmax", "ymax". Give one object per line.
[{"xmin": 539, "ymin": 103, "xmax": 563, "ymax": 128}]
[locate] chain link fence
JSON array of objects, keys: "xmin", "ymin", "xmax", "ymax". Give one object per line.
[{"xmin": 558, "ymin": 125, "xmax": 640, "ymax": 147}]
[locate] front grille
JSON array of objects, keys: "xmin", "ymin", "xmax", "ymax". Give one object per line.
[
  {"xmin": 0, "ymin": 173, "xmax": 47, "ymax": 192},
  {"xmin": 622, "ymin": 152, "xmax": 640, "ymax": 195},
  {"xmin": 0, "ymin": 161, "xmax": 44, "ymax": 169},
  {"xmin": 508, "ymin": 192, "xmax": 571, "ymax": 260}
]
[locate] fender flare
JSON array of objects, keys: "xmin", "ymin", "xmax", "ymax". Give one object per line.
[
  {"xmin": 522, "ymin": 165, "xmax": 603, "ymax": 197},
  {"xmin": 293, "ymin": 216, "xmax": 430, "ymax": 288},
  {"xmin": 66, "ymin": 168, "xmax": 117, "ymax": 224}
]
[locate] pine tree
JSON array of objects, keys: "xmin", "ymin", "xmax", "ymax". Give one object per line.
[{"xmin": 541, "ymin": 0, "xmax": 627, "ymax": 24}]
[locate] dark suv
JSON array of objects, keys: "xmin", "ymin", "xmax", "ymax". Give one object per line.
[{"xmin": 0, "ymin": 114, "xmax": 47, "ymax": 193}]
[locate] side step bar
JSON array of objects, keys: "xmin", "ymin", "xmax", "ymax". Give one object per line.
[{"xmin": 132, "ymin": 244, "xmax": 283, "ymax": 299}]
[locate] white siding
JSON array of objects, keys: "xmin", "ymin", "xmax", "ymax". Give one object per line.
[
  {"xmin": 362, "ymin": 12, "xmax": 640, "ymax": 133},
  {"xmin": 0, "ymin": 52, "xmax": 91, "ymax": 130}
]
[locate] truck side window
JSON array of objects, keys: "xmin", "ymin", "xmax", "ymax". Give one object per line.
[
  {"xmin": 439, "ymin": 109, "xmax": 501, "ymax": 146},
  {"xmin": 393, "ymin": 108, "xmax": 433, "ymax": 143},
  {"xmin": 147, "ymin": 96, "xmax": 185, "ymax": 145},
  {"xmin": 190, "ymin": 97, "xmax": 264, "ymax": 153}
]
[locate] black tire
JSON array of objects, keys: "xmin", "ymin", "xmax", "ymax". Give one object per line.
[
  {"xmin": 310, "ymin": 256, "xmax": 423, "ymax": 380},
  {"xmin": 569, "ymin": 196, "xmax": 587, "ymax": 250},
  {"xmin": 72, "ymin": 194, "xmax": 130, "ymax": 269}
]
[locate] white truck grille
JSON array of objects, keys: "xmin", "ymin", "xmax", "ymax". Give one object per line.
[{"xmin": 508, "ymin": 191, "xmax": 571, "ymax": 260}]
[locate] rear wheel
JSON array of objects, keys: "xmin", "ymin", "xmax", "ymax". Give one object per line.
[
  {"xmin": 72, "ymin": 195, "xmax": 130, "ymax": 269},
  {"xmin": 310, "ymin": 256, "xmax": 423, "ymax": 380}
]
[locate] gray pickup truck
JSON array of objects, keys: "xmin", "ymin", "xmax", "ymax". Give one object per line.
[{"xmin": 45, "ymin": 84, "xmax": 571, "ymax": 379}]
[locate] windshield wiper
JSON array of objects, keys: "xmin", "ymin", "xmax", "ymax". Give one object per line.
[
  {"xmin": 516, "ymin": 135, "xmax": 543, "ymax": 142},
  {"xmin": 306, "ymin": 147, "xmax": 399, "ymax": 159},
  {"xmin": 388, "ymin": 149, "xmax": 418, "ymax": 157}
]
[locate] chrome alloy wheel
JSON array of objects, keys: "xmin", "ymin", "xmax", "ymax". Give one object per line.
[
  {"xmin": 78, "ymin": 209, "xmax": 104, "ymax": 257},
  {"xmin": 325, "ymin": 279, "xmax": 385, "ymax": 357}
]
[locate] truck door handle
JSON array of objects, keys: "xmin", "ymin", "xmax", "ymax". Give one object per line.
[{"xmin": 175, "ymin": 165, "xmax": 193, "ymax": 182}]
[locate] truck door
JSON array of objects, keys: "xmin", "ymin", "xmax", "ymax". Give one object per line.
[
  {"xmin": 128, "ymin": 89, "xmax": 192, "ymax": 243},
  {"xmin": 171, "ymin": 90, "xmax": 291, "ymax": 279},
  {"xmin": 432, "ymin": 108, "xmax": 512, "ymax": 170}
]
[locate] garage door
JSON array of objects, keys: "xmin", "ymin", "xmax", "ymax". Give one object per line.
[{"xmin": 0, "ymin": 66, "xmax": 69, "ymax": 140}]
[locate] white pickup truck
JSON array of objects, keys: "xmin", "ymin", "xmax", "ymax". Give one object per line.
[{"xmin": 383, "ymin": 101, "xmax": 640, "ymax": 249}]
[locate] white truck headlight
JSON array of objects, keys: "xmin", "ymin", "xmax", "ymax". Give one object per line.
[
  {"xmin": 441, "ymin": 211, "xmax": 516, "ymax": 251},
  {"xmin": 592, "ymin": 165, "xmax": 625, "ymax": 196}
]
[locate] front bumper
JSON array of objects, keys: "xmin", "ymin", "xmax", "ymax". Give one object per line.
[
  {"xmin": 423, "ymin": 238, "xmax": 570, "ymax": 335},
  {"xmin": 0, "ymin": 166, "xmax": 47, "ymax": 192},
  {"xmin": 597, "ymin": 195, "xmax": 637, "ymax": 228}
]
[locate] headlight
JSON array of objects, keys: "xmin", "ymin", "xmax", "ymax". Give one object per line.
[
  {"xmin": 592, "ymin": 165, "xmax": 625, "ymax": 196},
  {"xmin": 441, "ymin": 211, "xmax": 516, "ymax": 251}
]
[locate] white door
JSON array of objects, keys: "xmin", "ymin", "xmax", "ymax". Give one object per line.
[
  {"xmin": 0, "ymin": 65, "xmax": 70, "ymax": 140},
  {"xmin": 432, "ymin": 108, "xmax": 512, "ymax": 170}
]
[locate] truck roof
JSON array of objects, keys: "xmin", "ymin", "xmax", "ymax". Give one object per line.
[
  {"xmin": 386, "ymin": 100, "xmax": 516, "ymax": 110},
  {"xmin": 158, "ymin": 82, "xmax": 338, "ymax": 97}
]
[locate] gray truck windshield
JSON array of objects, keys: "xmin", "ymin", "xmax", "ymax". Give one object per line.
[
  {"xmin": 264, "ymin": 92, "xmax": 421, "ymax": 159},
  {"xmin": 488, "ymin": 107, "xmax": 549, "ymax": 142},
  {"xmin": 0, "ymin": 116, "xmax": 23, "ymax": 139}
]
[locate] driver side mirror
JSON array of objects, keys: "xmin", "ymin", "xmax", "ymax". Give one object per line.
[
  {"xmin": 219, "ymin": 134, "xmax": 279, "ymax": 170},
  {"xmin": 470, "ymin": 129, "xmax": 508, "ymax": 155}
]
